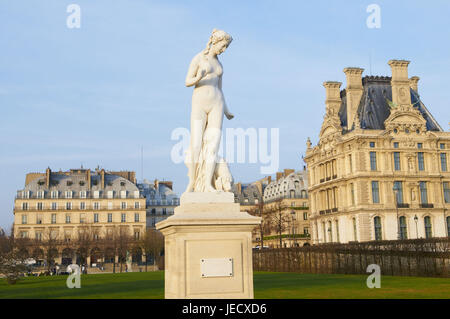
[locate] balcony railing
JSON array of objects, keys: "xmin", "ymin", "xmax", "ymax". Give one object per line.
[
  {"xmin": 420, "ymin": 203, "xmax": 434, "ymax": 208},
  {"xmin": 397, "ymin": 203, "xmax": 410, "ymax": 208}
]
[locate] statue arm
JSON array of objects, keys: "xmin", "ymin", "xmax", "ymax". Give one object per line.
[
  {"xmin": 219, "ymin": 76, "xmax": 234, "ymax": 120},
  {"xmin": 185, "ymin": 55, "xmax": 204, "ymax": 87}
]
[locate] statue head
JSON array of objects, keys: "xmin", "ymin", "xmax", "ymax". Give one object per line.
[{"xmin": 204, "ymin": 29, "xmax": 233, "ymax": 56}]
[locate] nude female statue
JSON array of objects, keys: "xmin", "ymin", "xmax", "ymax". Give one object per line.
[{"xmin": 184, "ymin": 29, "xmax": 234, "ymax": 193}]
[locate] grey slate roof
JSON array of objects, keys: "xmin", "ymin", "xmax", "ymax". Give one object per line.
[{"xmin": 338, "ymin": 76, "xmax": 443, "ymax": 132}]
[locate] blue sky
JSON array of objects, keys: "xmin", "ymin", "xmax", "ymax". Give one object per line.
[{"xmin": 1, "ymin": 0, "xmax": 450, "ymax": 230}]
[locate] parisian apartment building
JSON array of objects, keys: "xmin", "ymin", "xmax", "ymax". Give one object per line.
[
  {"xmin": 13, "ymin": 167, "xmax": 147, "ymax": 243},
  {"xmin": 304, "ymin": 60, "xmax": 450, "ymax": 244}
]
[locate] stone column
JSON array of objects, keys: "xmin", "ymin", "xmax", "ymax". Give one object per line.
[{"xmin": 156, "ymin": 192, "xmax": 261, "ymax": 299}]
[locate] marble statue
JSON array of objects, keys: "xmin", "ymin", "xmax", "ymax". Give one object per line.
[{"xmin": 184, "ymin": 29, "xmax": 234, "ymax": 193}]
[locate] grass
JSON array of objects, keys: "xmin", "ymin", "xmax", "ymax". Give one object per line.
[{"xmin": 0, "ymin": 271, "xmax": 449, "ymax": 299}]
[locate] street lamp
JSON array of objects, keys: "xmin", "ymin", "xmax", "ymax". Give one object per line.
[{"xmin": 414, "ymin": 214, "xmax": 419, "ymax": 239}]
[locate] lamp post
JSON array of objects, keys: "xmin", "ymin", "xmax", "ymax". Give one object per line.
[
  {"xmin": 414, "ymin": 214, "xmax": 419, "ymax": 239},
  {"xmin": 393, "ymin": 187, "xmax": 401, "ymax": 240}
]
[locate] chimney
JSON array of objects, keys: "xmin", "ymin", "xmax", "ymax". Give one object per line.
[
  {"xmin": 86, "ymin": 170, "xmax": 91, "ymax": 190},
  {"xmin": 45, "ymin": 167, "xmax": 51, "ymax": 188},
  {"xmin": 410, "ymin": 76, "xmax": 420, "ymax": 93},
  {"xmin": 323, "ymin": 81, "xmax": 342, "ymax": 116},
  {"xmin": 154, "ymin": 179, "xmax": 159, "ymax": 190},
  {"xmin": 343, "ymin": 68, "xmax": 364, "ymax": 130},
  {"xmin": 100, "ymin": 169, "xmax": 105, "ymax": 189},
  {"xmin": 267, "ymin": 176, "xmax": 271, "ymax": 184},
  {"xmin": 276, "ymin": 172, "xmax": 283, "ymax": 181},
  {"xmin": 388, "ymin": 60, "xmax": 411, "ymax": 107},
  {"xmin": 284, "ymin": 169, "xmax": 294, "ymax": 176}
]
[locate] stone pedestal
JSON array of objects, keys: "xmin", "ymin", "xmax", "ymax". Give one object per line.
[{"xmin": 156, "ymin": 192, "xmax": 261, "ymax": 299}]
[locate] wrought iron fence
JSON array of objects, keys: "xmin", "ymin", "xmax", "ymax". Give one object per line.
[{"xmin": 253, "ymin": 238, "xmax": 450, "ymax": 277}]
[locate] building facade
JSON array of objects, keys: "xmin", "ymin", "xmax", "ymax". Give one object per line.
[
  {"xmin": 262, "ymin": 169, "xmax": 310, "ymax": 247},
  {"xmin": 305, "ymin": 60, "xmax": 450, "ymax": 244},
  {"xmin": 137, "ymin": 179, "xmax": 179, "ymax": 228},
  {"xmin": 13, "ymin": 168, "xmax": 146, "ymax": 265}
]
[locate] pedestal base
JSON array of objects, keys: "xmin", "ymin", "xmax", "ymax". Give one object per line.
[{"xmin": 156, "ymin": 194, "xmax": 261, "ymax": 299}]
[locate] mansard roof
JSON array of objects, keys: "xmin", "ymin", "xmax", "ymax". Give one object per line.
[{"xmin": 338, "ymin": 76, "xmax": 443, "ymax": 132}]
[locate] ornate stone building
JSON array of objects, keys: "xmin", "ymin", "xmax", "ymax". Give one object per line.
[{"xmin": 305, "ymin": 60, "xmax": 450, "ymax": 244}]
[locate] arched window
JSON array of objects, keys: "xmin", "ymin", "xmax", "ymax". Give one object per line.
[
  {"xmin": 301, "ymin": 190, "xmax": 307, "ymax": 199},
  {"xmin": 290, "ymin": 190, "xmax": 295, "ymax": 198},
  {"xmin": 328, "ymin": 221, "xmax": 333, "ymax": 242},
  {"xmin": 374, "ymin": 216, "xmax": 382, "ymax": 241},
  {"xmin": 399, "ymin": 216, "xmax": 407, "ymax": 239},
  {"xmin": 424, "ymin": 216, "xmax": 432, "ymax": 239},
  {"xmin": 352, "ymin": 217, "xmax": 357, "ymax": 241},
  {"xmin": 322, "ymin": 222, "xmax": 327, "ymax": 243}
]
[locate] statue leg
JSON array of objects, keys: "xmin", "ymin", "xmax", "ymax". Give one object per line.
[
  {"xmin": 185, "ymin": 111, "xmax": 206, "ymax": 193},
  {"xmin": 202, "ymin": 107, "xmax": 224, "ymax": 192}
]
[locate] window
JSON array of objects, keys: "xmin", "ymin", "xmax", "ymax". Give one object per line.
[
  {"xmin": 108, "ymin": 202, "xmax": 113, "ymax": 210},
  {"xmin": 393, "ymin": 181, "xmax": 403, "ymax": 204},
  {"xmin": 303, "ymin": 227, "xmax": 309, "ymax": 235},
  {"xmin": 151, "ymin": 208, "xmax": 156, "ymax": 215},
  {"xmin": 328, "ymin": 221, "xmax": 332, "ymax": 242},
  {"xmin": 303, "ymin": 212, "xmax": 308, "ymax": 220},
  {"xmin": 418, "ymin": 152, "xmax": 425, "ymax": 171},
  {"xmin": 335, "ymin": 220, "xmax": 340, "ymax": 242},
  {"xmin": 35, "ymin": 232, "xmax": 42, "ymax": 241},
  {"xmin": 51, "ymin": 202, "xmax": 57, "ymax": 210},
  {"xmin": 20, "ymin": 231, "xmax": 28, "ymax": 239},
  {"xmin": 51, "ymin": 191, "xmax": 58, "ymax": 199},
  {"xmin": 94, "ymin": 213, "xmax": 99, "ymax": 223},
  {"xmin": 151, "ymin": 218, "xmax": 156, "ymax": 227},
  {"xmin": 370, "ymin": 142, "xmax": 375, "ymax": 148},
  {"xmin": 441, "ymin": 153, "xmax": 447, "ymax": 172},
  {"xmin": 22, "ymin": 214, "xmax": 27, "ymax": 224},
  {"xmin": 93, "ymin": 190, "xmax": 100, "ymax": 199},
  {"xmin": 37, "ymin": 191, "xmax": 44, "ymax": 199},
  {"xmin": 424, "ymin": 216, "xmax": 432, "ymax": 239},
  {"xmin": 22, "ymin": 202, "xmax": 28, "ymax": 210},
  {"xmin": 121, "ymin": 202, "xmax": 127, "ymax": 209},
  {"xmin": 66, "ymin": 214, "xmax": 71, "ymax": 224},
  {"xmin": 80, "ymin": 202, "xmax": 86, "ymax": 210},
  {"xmin": 107, "ymin": 191, "xmax": 113, "ymax": 199},
  {"xmin": 349, "ymin": 155, "xmax": 353, "ymax": 173},
  {"xmin": 418, "ymin": 143, "xmax": 423, "ymax": 149},
  {"xmin": 94, "ymin": 202, "xmax": 100, "ymax": 210},
  {"xmin": 370, "ymin": 152, "xmax": 377, "ymax": 170},
  {"xmin": 80, "ymin": 191, "xmax": 86, "ymax": 199},
  {"xmin": 37, "ymin": 202, "xmax": 43, "ymax": 210},
  {"xmin": 350, "ymin": 183, "xmax": 355, "ymax": 205},
  {"xmin": 419, "ymin": 182, "xmax": 428, "ymax": 204},
  {"xmin": 394, "ymin": 142, "xmax": 399, "ymax": 149},
  {"xmin": 36, "ymin": 215, "xmax": 42, "ymax": 224},
  {"xmin": 107, "ymin": 213, "xmax": 112, "ymax": 223},
  {"xmin": 353, "ymin": 218, "xmax": 357, "ymax": 241},
  {"xmin": 65, "ymin": 191, "xmax": 72, "ymax": 199},
  {"xmin": 120, "ymin": 190, "xmax": 127, "ymax": 198},
  {"xmin": 121, "ymin": 213, "xmax": 126, "ymax": 223},
  {"xmin": 134, "ymin": 231, "xmax": 140, "ymax": 240},
  {"xmin": 66, "ymin": 202, "xmax": 72, "ymax": 210},
  {"xmin": 447, "ymin": 216, "xmax": 450, "ymax": 237},
  {"xmin": 374, "ymin": 216, "xmax": 382, "ymax": 240},
  {"xmin": 399, "ymin": 216, "xmax": 407, "ymax": 239},
  {"xmin": 135, "ymin": 213, "xmax": 140, "ymax": 222},
  {"xmin": 444, "ymin": 182, "xmax": 450, "ymax": 204},
  {"xmin": 50, "ymin": 213, "xmax": 56, "ymax": 224},
  {"xmin": 440, "ymin": 143, "xmax": 445, "ymax": 150},
  {"xmin": 394, "ymin": 152, "xmax": 401, "ymax": 171},
  {"xmin": 372, "ymin": 181, "xmax": 380, "ymax": 204},
  {"xmin": 135, "ymin": 202, "xmax": 140, "ymax": 209},
  {"xmin": 80, "ymin": 213, "xmax": 86, "ymax": 224}
]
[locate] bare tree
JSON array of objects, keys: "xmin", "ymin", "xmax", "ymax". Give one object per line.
[
  {"xmin": 248, "ymin": 198, "xmax": 268, "ymax": 250},
  {"xmin": 266, "ymin": 200, "xmax": 290, "ymax": 248},
  {"xmin": 76, "ymin": 224, "xmax": 95, "ymax": 267},
  {"xmin": 114, "ymin": 226, "xmax": 132, "ymax": 273},
  {"xmin": 140, "ymin": 228, "xmax": 164, "ymax": 271},
  {"xmin": 0, "ymin": 233, "xmax": 27, "ymax": 284},
  {"xmin": 40, "ymin": 228, "xmax": 60, "ymax": 272}
]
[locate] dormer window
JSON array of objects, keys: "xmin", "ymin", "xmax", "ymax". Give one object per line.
[{"xmin": 66, "ymin": 180, "xmax": 73, "ymax": 186}]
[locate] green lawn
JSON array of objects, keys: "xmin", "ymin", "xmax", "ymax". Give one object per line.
[{"xmin": 0, "ymin": 271, "xmax": 449, "ymax": 299}]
